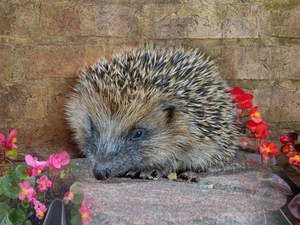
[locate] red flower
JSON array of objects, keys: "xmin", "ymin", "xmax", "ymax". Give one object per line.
[
  {"xmin": 259, "ymin": 141, "xmax": 278, "ymax": 160},
  {"xmin": 282, "ymin": 145, "xmax": 293, "ymax": 154},
  {"xmin": 227, "ymin": 87, "xmax": 253, "ymax": 109},
  {"xmin": 240, "ymin": 139, "xmax": 249, "ymax": 148},
  {"xmin": 280, "ymin": 135, "xmax": 292, "ymax": 144},
  {"xmin": 228, "ymin": 87, "xmax": 244, "ymax": 102},
  {"xmin": 289, "ymin": 154, "xmax": 300, "ymax": 166},
  {"xmin": 237, "ymin": 101, "xmax": 253, "ymax": 109},
  {"xmin": 249, "ymin": 106, "xmax": 262, "ymax": 123},
  {"xmin": 246, "ymin": 121, "xmax": 269, "ymax": 139}
]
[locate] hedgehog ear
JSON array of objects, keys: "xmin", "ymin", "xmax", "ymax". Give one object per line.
[{"xmin": 162, "ymin": 103, "xmax": 176, "ymax": 124}]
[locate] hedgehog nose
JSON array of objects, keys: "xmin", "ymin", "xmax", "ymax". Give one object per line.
[{"xmin": 93, "ymin": 165, "xmax": 111, "ymax": 180}]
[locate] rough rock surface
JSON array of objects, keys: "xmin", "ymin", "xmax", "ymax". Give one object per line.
[{"xmin": 72, "ymin": 154, "xmax": 290, "ymax": 225}]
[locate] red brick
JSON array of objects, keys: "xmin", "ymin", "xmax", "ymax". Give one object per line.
[
  {"xmin": 25, "ymin": 45, "xmax": 85, "ymax": 78},
  {"xmin": 144, "ymin": 4, "xmax": 257, "ymax": 39},
  {"xmin": 0, "ymin": 3, "xmax": 36, "ymax": 37},
  {"xmin": 220, "ymin": 46, "xmax": 300, "ymax": 80},
  {"xmin": 0, "ymin": 85, "xmax": 47, "ymax": 119},
  {"xmin": 0, "ymin": 45, "xmax": 12, "ymax": 80}
]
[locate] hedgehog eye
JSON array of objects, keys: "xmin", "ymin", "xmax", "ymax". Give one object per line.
[{"xmin": 131, "ymin": 129, "xmax": 144, "ymax": 140}]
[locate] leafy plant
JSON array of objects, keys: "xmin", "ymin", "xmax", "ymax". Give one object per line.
[
  {"xmin": 229, "ymin": 87, "xmax": 300, "ymax": 223},
  {"xmin": 0, "ymin": 130, "xmax": 93, "ymax": 225}
]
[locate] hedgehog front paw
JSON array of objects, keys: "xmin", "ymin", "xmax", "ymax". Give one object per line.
[
  {"xmin": 126, "ymin": 167, "xmax": 171, "ymax": 179},
  {"xmin": 153, "ymin": 167, "xmax": 171, "ymax": 178}
]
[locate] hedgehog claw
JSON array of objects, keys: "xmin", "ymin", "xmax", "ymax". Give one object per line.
[
  {"xmin": 154, "ymin": 168, "xmax": 170, "ymax": 178},
  {"xmin": 139, "ymin": 170, "xmax": 155, "ymax": 179},
  {"xmin": 126, "ymin": 171, "xmax": 137, "ymax": 177}
]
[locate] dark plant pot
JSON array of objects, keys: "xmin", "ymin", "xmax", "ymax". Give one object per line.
[{"xmin": 42, "ymin": 199, "xmax": 67, "ymax": 225}]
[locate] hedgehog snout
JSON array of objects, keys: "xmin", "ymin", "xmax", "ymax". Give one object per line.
[{"xmin": 93, "ymin": 165, "xmax": 111, "ymax": 180}]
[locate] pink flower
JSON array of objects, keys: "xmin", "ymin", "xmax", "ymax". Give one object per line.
[
  {"xmin": 79, "ymin": 205, "xmax": 93, "ymax": 225},
  {"xmin": 0, "ymin": 129, "xmax": 18, "ymax": 151},
  {"xmin": 3, "ymin": 129, "xmax": 18, "ymax": 150},
  {"xmin": 18, "ymin": 180, "xmax": 34, "ymax": 201},
  {"xmin": 27, "ymin": 191, "xmax": 37, "ymax": 203},
  {"xmin": 51, "ymin": 151, "xmax": 70, "ymax": 169},
  {"xmin": 0, "ymin": 133, "xmax": 5, "ymax": 142},
  {"xmin": 33, "ymin": 198, "xmax": 42, "ymax": 209},
  {"xmin": 82, "ymin": 196, "xmax": 92, "ymax": 209},
  {"xmin": 259, "ymin": 141, "xmax": 278, "ymax": 160},
  {"xmin": 25, "ymin": 155, "xmax": 47, "ymax": 167},
  {"xmin": 36, "ymin": 175, "xmax": 52, "ymax": 192},
  {"xmin": 32, "ymin": 165, "xmax": 45, "ymax": 176},
  {"xmin": 25, "ymin": 168, "xmax": 32, "ymax": 177},
  {"xmin": 46, "ymin": 155, "xmax": 54, "ymax": 168},
  {"xmin": 35, "ymin": 203, "xmax": 47, "ymax": 219}
]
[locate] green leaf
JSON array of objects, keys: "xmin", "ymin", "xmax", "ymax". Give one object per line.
[
  {"xmin": 70, "ymin": 204, "xmax": 82, "ymax": 225},
  {"xmin": 9, "ymin": 208, "xmax": 25, "ymax": 225},
  {"xmin": 6, "ymin": 147, "xmax": 18, "ymax": 160},
  {"xmin": 71, "ymin": 192, "xmax": 84, "ymax": 204},
  {"xmin": 69, "ymin": 160, "xmax": 79, "ymax": 176},
  {"xmin": 0, "ymin": 193, "xmax": 10, "ymax": 202},
  {"xmin": 16, "ymin": 165, "xmax": 29, "ymax": 179},
  {"xmin": 18, "ymin": 203, "xmax": 26, "ymax": 212},
  {"xmin": 60, "ymin": 169, "xmax": 69, "ymax": 179},
  {"xmin": 283, "ymin": 164, "xmax": 300, "ymax": 187},
  {"xmin": 6, "ymin": 169, "xmax": 13, "ymax": 175},
  {"xmin": 0, "ymin": 173, "xmax": 22, "ymax": 198},
  {"xmin": 25, "ymin": 176, "xmax": 36, "ymax": 188},
  {"xmin": 0, "ymin": 202, "xmax": 13, "ymax": 225},
  {"xmin": 22, "ymin": 200, "xmax": 29, "ymax": 209},
  {"xmin": 25, "ymin": 208, "xmax": 34, "ymax": 220},
  {"xmin": 22, "ymin": 219, "xmax": 32, "ymax": 225},
  {"xmin": 69, "ymin": 182, "xmax": 79, "ymax": 194},
  {"xmin": 36, "ymin": 192, "xmax": 44, "ymax": 202}
]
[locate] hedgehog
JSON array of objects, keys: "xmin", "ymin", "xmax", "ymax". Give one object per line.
[{"xmin": 65, "ymin": 46, "xmax": 238, "ymax": 180}]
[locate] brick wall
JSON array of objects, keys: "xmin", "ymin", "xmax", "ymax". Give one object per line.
[{"xmin": 0, "ymin": 0, "xmax": 299, "ymax": 159}]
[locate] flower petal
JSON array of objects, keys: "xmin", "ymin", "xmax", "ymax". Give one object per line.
[
  {"xmin": 9, "ymin": 129, "xmax": 17, "ymax": 140},
  {"xmin": 25, "ymin": 155, "xmax": 35, "ymax": 167},
  {"xmin": 256, "ymin": 122, "xmax": 269, "ymax": 139},
  {"xmin": 55, "ymin": 151, "xmax": 71, "ymax": 166},
  {"xmin": 0, "ymin": 134, "xmax": 4, "ymax": 142}
]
